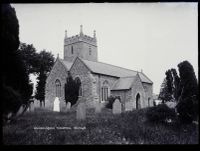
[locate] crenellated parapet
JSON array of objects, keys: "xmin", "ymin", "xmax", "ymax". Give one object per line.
[{"xmin": 64, "ymin": 34, "xmax": 97, "ymax": 46}]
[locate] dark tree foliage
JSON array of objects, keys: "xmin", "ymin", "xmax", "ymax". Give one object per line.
[
  {"xmin": 158, "ymin": 78, "xmax": 173, "ymax": 103},
  {"xmin": 176, "ymin": 60, "xmax": 198, "ymax": 123},
  {"xmin": 18, "ymin": 43, "xmax": 38, "ymax": 75},
  {"xmin": 165, "ymin": 70, "xmax": 173, "ymax": 95},
  {"xmin": 64, "ymin": 72, "xmax": 80, "ymax": 106},
  {"xmin": 146, "ymin": 104, "xmax": 176, "ymax": 123},
  {"xmin": 2, "ymin": 4, "xmax": 33, "ymax": 119},
  {"xmin": 35, "ymin": 72, "xmax": 47, "ymax": 103},
  {"xmin": 35, "ymin": 50, "xmax": 54, "ymax": 103},
  {"xmin": 37, "ymin": 50, "xmax": 54, "ymax": 74}
]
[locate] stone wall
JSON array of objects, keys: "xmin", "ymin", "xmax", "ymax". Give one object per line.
[
  {"xmin": 93, "ymin": 74, "xmax": 118, "ymax": 102},
  {"xmin": 142, "ymin": 82, "xmax": 153, "ymax": 107},
  {"xmin": 70, "ymin": 58, "xmax": 95, "ymax": 108},
  {"xmin": 45, "ymin": 59, "xmax": 68, "ymax": 111}
]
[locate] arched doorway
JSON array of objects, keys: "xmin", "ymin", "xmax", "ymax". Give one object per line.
[{"xmin": 136, "ymin": 93, "xmax": 141, "ymax": 109}]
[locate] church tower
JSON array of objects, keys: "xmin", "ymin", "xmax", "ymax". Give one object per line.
[{"xmin": 64, "ymin": 25, "xmax": 98, "ymax": 62}]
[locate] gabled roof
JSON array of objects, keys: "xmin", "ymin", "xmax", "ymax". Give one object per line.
[
  {"xmin": 79, "ymin": 58, "xmax": 153, "ymax": 84},
  {"xmin": 111, "ymin": 76, "xmax": 136, "ymax": 90},
  {"xmin": 59, "ymin": 59, "xmax": 73, "ymax": 70}
]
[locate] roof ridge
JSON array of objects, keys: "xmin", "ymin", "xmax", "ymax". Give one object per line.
[{"xmin": 80, "ymin": 58, "xmax": 140, "ymax": 74}]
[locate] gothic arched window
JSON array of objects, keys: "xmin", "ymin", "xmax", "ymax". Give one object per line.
[
  {"xmin": 101, "ymin": 80, "xmax": 110, "ymax": 101},
  {"xmin": 75, "ymin": 77, "xmax": 82, "ymax": 97},
  {"xmin": 55, "ymin": 79, "xmax": 61, "ymax": 97}
]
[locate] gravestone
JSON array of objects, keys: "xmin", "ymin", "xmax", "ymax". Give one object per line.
[
  {"xmin": 66, "ymin": 102, "xmax": 71, "ymax": 111},
  {"xmin": 34, "ymin": 101, "xmax": 40, "ymax": 108},
  {"xmin": 29, "ymin": 102, "xmax": 35, "ymax": 112},
  {"xmin": 113, "ymin": 99, "xmax": 121, "ymax": 114},
  {"xmin": 53, "ymin": 97, "xmax": 60, "ymax": 112},
  {"xmin": 94, "ymin": 101, "xmax": 101, "ymax": 113},
  {"xmin": 125, "ymin": 101, "xmax": 133, "ymax": 111},
  {"xmin": 76, "ymin": 102, "xmax": 86, "ymax": 120}
]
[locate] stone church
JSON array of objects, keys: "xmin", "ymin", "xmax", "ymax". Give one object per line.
[{"xmin": 45, "ymin": 25, "xmax": 153, "ymax": 112}]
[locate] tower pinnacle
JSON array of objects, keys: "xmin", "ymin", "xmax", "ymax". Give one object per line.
[
  {"xmin": 80, "ymin": 25, "xmax": 83, "ymax": 35},
  {"xmin": 65, "ymin": 30, "xmax": 67, "ymax": 38},
  {"xmin": 93, "ymin": 30, "xmax": 96, "ymax": 38}
]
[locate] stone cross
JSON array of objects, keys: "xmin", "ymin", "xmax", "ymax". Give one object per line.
[
  {"xmin": 53, "ymin": 97, "xmax": 60, "ymax": 112},
  {"xmin": 66, "ymin": 102, "xmax": 71, "ymax": 111},
  {"xmin": 76, "ymin": 102, "xmax": 86, "ymax": 120},
  {"xmin": 112, "ymin": 99, "xmax": 121, "ymax": 114}
]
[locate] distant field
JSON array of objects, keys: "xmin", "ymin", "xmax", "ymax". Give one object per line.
[{"xmin": 3, "ymin": 108, "xmax": 198, "ymax": 144}]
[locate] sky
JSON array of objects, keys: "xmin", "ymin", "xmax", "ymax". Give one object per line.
[{"xmin": 12, "ymin": 3, "xmax": 198, "ymax": 94}]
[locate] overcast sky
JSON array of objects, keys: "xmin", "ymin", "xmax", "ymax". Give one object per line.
[{"xmin": 12, "ymin": 3, "xmax": 198, "ymax": 94}]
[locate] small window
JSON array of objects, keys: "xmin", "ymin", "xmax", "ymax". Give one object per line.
[
  {"xmin": 89, "ymin": 46, "xmax": 92, "ymax": 55},
  {"xmin": 71, "ymin": 46, "xmax": 73, "ymax": 54}
]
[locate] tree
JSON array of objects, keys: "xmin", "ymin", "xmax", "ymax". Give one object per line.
[
  {"xmin": 18, "ymin": 43, "xmax": 38, "ymax": 75},
  {"xmin": 35, "ymin": 50, "xmax": 54, "ymax": 105},
  {"xmin": 64, "ymin": 72, "xmax": 80, "ymax": 106},
  {"xmin": 176, "ymin": 60, "xmax": 198, "ymax": 123},
  {"xmin": 35, "ymin": 72, "xmax": 47, "ymax": 106},
  {"xmin": 2, "ymin": 4, "xmax": 33, "ymax": 122},
  {"xmin": 158, "ymin": 70, "xmax": 174, "ymax": 103}
]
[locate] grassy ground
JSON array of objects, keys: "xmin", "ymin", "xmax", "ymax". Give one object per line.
[{"xmin": 3, "ymin": 108, "xmax": 198, "ymax": 145}]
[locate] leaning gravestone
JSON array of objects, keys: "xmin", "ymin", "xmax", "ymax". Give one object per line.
[
  {"xmin": 30, "ymin": 102, "xmax": 35, "ymax": 112},
  {"xmin": 94, "ymin": 101, "xmax": 101, "ymax": 113},
  {"xmin": 66, "ymin": 102, "xmax": 71, "ymax": 111},
  {"xmin": 76, "ymin": 102, "xmax": 86, "ymax": 120},
  {"xmin": 53, "ymin": 97, "xmax": 60, "ymax": 112},
  {"xmin": 112, "ymin": 99, "xmax": 122, "ymax": 114}
]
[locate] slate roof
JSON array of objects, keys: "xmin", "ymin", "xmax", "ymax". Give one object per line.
[
  {"xmin": 59, "ymin": 57, "xmax": 153, "ymax": 87},
  {"xmin": 80, "ymin": 58, "xmax": 153, "ymax": 84},
  {"xmin": 60, "ymin": 59, "xmax": 73, "ymax": 70},
  {"xmin": 111, "ymin": 76, "xmax": 136, "ymax": 90}
]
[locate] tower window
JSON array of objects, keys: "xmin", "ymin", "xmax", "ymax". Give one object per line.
[
  {"xmin": 71, "ymin": 46, "xmax": 74, "ymax": 54},
  {"xmin": 89, "ymin": 47, "xmax": 91, "ymax": 55}
]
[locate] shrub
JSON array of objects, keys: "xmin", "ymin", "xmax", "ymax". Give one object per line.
[
  {"xmin": 176, "ymin": 97, "xmax": 195, "ymax": 124},
  {"xmin": 3, "ymin": 85, "xmax": 22, "ymax": 124},
  {"xmin": 146, "ymin": 104, "xmax": 176, "ymax": 123},
  {"xmin": 105, "ymin": 96, "xmax": 116, "ymax": 109}
]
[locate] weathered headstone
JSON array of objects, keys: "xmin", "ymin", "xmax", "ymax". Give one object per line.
[
  {"xmin": 30, "ymin": 102, "xmax": 35, "ymax": 112},
  {"xmin": 94, "ymin": 101, "xmax": 101, "ymax": 113},
  {"xmin": 34, "ymin": 101, "xmax": 40, "ymax": 108},
  {"xmin": 125, "ymin": 101, "xmax": 133, "ymax": 111},
  {"xmin": 76, "ymin": 102, "xmax": 86, "ymax": 120},
  {"xmin": 113, "ymin": 99, "xmax": 121, "ymax": 114},
  {"xmin": 66, "ymin": 102, "xmax": 71, "ymax": 111},
  {"xmin": 53, "ymin": 97, "xmax": 60, "ymax": 112}
]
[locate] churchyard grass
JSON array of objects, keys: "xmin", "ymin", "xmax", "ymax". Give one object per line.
[{"xmin": 3, "ymin": 107, "xmax": 198, "ymax": 144}]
